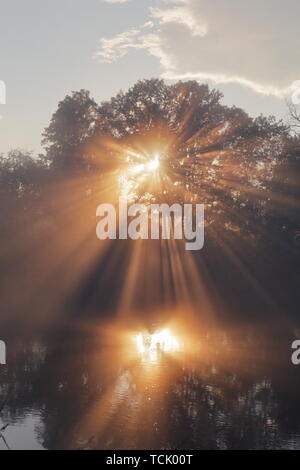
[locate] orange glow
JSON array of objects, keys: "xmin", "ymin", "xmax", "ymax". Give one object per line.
[
  {"xmin": 135, "ymin": 328, "xmax": 180, "ymax": 355},
  {"xmin": 146, "ymin": 154, "xmax": 160, "ymax": 172}
]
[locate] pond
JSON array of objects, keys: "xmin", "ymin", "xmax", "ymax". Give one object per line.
[{"xmin": 0, "ymin": 322, "xmax": 300, "ymax": 450}]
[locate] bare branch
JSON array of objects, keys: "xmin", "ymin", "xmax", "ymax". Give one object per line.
[{"xmin": 287, "ymin": 100, "xmax": 300, "ymax": 132}]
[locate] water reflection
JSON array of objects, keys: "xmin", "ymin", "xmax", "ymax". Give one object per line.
[
  {"xmin": 135, "ymin": 328, "xmax": 181, "ymax": 359},
  {"xmin": 0, "ymin": 324, "xmax": 300, "ymax": 450}
]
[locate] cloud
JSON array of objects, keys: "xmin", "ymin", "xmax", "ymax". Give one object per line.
[
  {"xmin": 95, "ymin": 28, "xmax": 141, "ymax": 63},
  {"xmin": 95, "ymin": 22, "xmax": 174, "ymax": 70},
  {"xmin": 149, "ymin": 5, "xmax": 206, "ymax": 37},
  {"xmin": 97, "ymin": 0, "xmax": 300, "ymax": 97}
]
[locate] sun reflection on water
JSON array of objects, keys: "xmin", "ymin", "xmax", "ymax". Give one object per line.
[{"xmin": 135, "ymin": 328, "xmax": 180, "ymax": 358}]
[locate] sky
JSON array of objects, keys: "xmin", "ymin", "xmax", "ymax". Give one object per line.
[{"xmin": 0, "ymin": 0, "xmax": 299, "ymax": 154}]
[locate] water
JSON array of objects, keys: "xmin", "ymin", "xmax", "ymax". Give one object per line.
[{"xmin": 0, "ymin": 324, "xmax": 300, "ymax": 450}]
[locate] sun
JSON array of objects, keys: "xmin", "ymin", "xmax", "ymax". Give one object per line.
[
  {"xmin": 146, "ymin": 154, "xmax": 160, "ymax": 172},
  {"xmin": 127, "ymin": 153, "xmax": 160, "ymax": 176},
  {"xmin": 119, "ymin": 151, "xmax": 162, "ymax": 201}
]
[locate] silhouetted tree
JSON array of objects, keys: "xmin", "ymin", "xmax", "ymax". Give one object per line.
[
  {"xmin": 42, "ymin": 89, "xmax": 100, "ymax": 172},
  {"xmin": 86, "ymin": 80, "xmax": 288, "ymax": 237}
]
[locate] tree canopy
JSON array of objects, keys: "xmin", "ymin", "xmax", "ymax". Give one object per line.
[{"xmin": 41, "ymin": 79, "xmax": 292, "ymax": 237}]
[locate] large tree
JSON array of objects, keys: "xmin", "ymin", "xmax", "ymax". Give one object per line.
[
  {"xmin": 95, "ymin": 80, "xmax": 288, "ymax": 236},
  {"xmin": 41, "ymin": 79, "xmax": 290, "ymax": 238}
]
